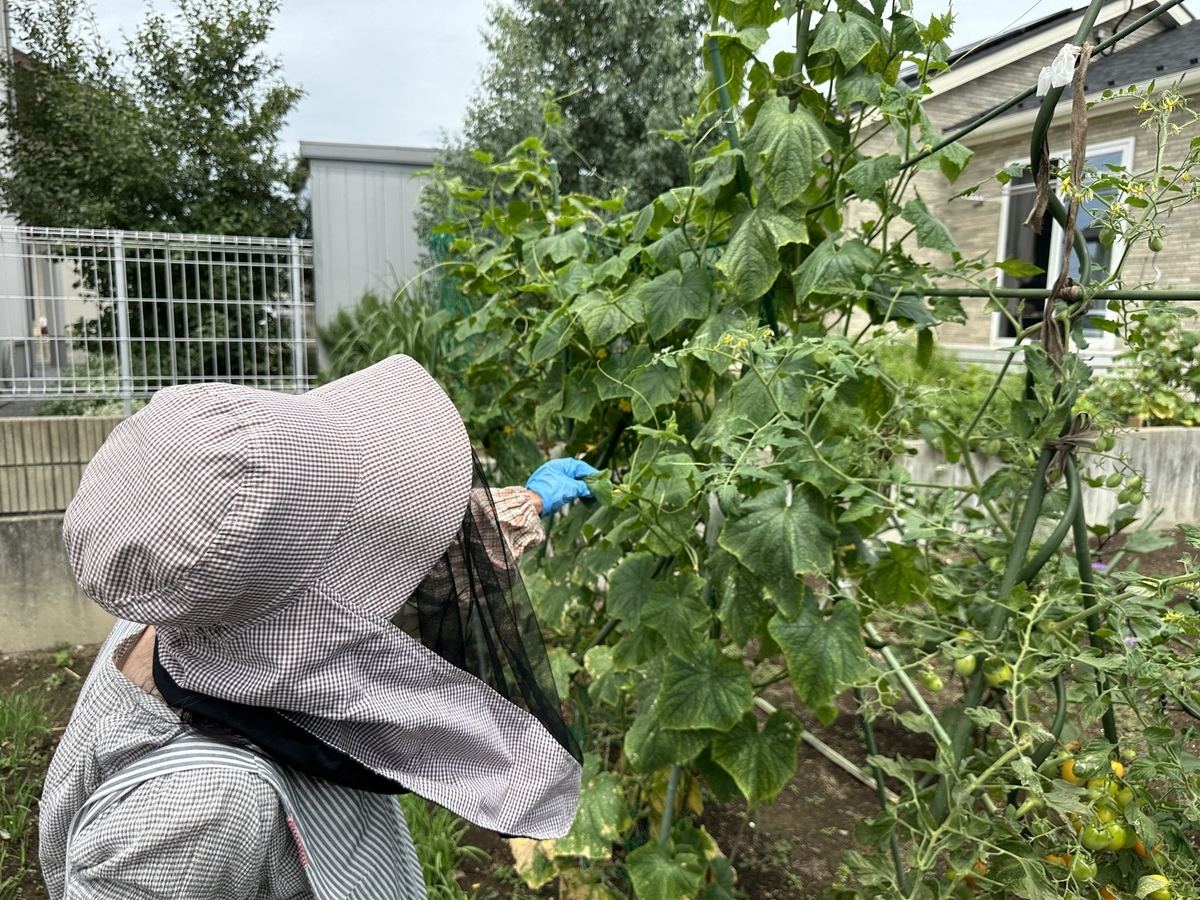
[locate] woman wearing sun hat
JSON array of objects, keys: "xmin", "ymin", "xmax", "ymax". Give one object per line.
[{"xmin": 39, "ymin": 354, "xmax": 598, "ymax": 900}]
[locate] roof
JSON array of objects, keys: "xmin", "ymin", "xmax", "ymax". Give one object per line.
[
  {"xmin": 908, "ymin": 1, "xmax": 1193, "ymax": 99},
  {"xmin": 940, "ymin": 5, "xmax": 1083, "ymax": 69},
  {"xmin": 298, "ymin": 141, "xmax": 437, "ymax": 167},
  {"xmin": 955, "ymin": 19, "xmax": 1200, "ymax": 126}
]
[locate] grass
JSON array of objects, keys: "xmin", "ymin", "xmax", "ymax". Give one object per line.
[
  {"xmin": 397, "ymin": 794, "xmax": 487, "ymax": 900},
  {"xmin": 0, "ymin": 690, "xmax": 51, "ymax": 896}
]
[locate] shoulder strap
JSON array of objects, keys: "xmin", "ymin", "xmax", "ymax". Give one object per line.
[{"xmin": 65, "ymin": 735, "xmax": 426, "ymax": 900}]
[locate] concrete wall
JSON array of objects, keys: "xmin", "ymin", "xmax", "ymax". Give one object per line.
[
  {"xmin": 907, "ymin": 427, "xmax": 1200, "ymax": 529},
  {"xmin": 301, "ymin": 141, "xmax": 436, "ymax": 329},
  {"xmin": 0, "ymin": 513, "xmax": 113, "ymax": 651}
]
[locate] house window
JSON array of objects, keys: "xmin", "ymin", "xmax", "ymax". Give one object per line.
[
  {"xmin": 995, "ymin": 140, "xmax": 1133, "ymax": 343},
  {"xmin": 997, "ymin": 168, "xmax": 1054, "ymax": 337}
]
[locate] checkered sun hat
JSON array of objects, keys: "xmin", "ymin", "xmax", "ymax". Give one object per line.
[{"xmin": 63, "ymin": 355, "xmax": 582, "ymax": 839}]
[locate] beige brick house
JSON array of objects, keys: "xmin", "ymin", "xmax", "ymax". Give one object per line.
[{"xmin": 905, "ymin": 0, "xmax": 1199, "ymax": 369}]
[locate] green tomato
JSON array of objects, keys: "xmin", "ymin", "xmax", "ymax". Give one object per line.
[
  {"xmin": 1068, "ymin": 853, "xmax": 1097, "ymax": 882},
  {"xmin": 1105, "ymin": 472, "xmax": 1123, "ymax": 487},
  {"xmin": 1126, "ymin": 475, "xmax": 1143, "ymax": 492},
  {"xmin": 1116, "ymin": 787, "xmax": 1135, "ymax": 808},
  {"xmin": 1104, "ymin": 822, "xmax": 1131, "ymax": 851},
  {"xmin": 984, "ymin": 439, "xmax": 1002, "ymax": 456},
  {"xmin": 954, "ymin": 656, "xmax": 978, "ymax": 677},
  {"xmin": 1121, "ymin": 748, "xmax": 1138, "ymax": 762},
  {"xmin": 1095, "ymin": 434, "xmax": 1114, "ymax": 452},
  {"xmin": 1080, "ymin": 821, "xmax": 1115, "ymax": 851},
  {"xmin": 1094, "ymin": 802, "xmax": 1118, "ymax": 823},
  {"xmin": 1128, "ymin": 489, "xmax": 1144, "ymax": 505},
  {"xmin": 1099, "ymin": 226, "xmax": 1116, "ymax": 248},
  {"xmin": 919, "ymin": 669, "xmax": 945, "ymax": 692},
  {"xmin": 1118, "ymin": 488, "xmax": 1132, "ymax": 504},
  {"xmin": 1149, "ymin": 235, "xmax": 1165, "ymax": 253}
]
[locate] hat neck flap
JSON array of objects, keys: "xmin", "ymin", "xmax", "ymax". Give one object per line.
[{"xmin": 390, "ymin": 453, "xmax": 582, "ymax": 765}]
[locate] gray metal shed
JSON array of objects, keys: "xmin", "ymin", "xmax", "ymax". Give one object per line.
[{"xmin": 300, "ymin": 141, "xmax": 436, "ymax": 328}]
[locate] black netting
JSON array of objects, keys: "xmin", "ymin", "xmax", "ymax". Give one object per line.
[{"xmin": 391, "ymin": 453, "xmax": 581, "ymax": 763}]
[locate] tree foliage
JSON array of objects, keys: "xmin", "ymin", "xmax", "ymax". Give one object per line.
[
  {"xmin": 0, "ymin": 0, "xmax": 306, "ymax": 236},
  {"xmin": 455, "ymin": 0, "xmax": 708, "ymax": 210}
]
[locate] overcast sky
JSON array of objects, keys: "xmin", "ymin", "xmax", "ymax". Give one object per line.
[{"xmin": 83, "ymin": 0, "xmax": 1193, "ymax": 155}]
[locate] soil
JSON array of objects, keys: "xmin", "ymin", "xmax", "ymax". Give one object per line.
[{"xmin": 2, "ymin": 529, "xmax": 1195, "ymax": 900}]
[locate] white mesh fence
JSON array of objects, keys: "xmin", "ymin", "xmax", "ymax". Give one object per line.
[{"xmin": 0, "ymin": 227, "xmax": 315, "ymax": 400}]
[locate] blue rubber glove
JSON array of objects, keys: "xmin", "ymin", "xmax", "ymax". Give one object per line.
[{"xmin": 525, "ymin": 458, "xmax": 601, "ymax": 518}]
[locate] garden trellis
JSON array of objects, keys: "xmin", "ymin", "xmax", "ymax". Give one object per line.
[{"xmin": 0, "ymin": 228, "xmax": 315, "ymax": 409}]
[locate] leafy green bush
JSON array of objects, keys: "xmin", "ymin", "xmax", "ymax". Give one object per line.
[
  {"xmin": 319, "ymin": 284, "xmax": 454, "ymax": 384},
  {"xmin": 877, "ymin": 341, "xmax": 1022, "ymax": 439},
  {"xmin": 412, "ymin": 2, "xmax": 1200, "ymax": 897},
  {"xmin": 1084, "ymin": 301, "xmax": 1200, "ymax": 426}
]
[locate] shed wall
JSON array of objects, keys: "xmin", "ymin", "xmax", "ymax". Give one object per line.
[{"xmin": 308, "ymin": 158, "xmax": 431, "ymax": 327}]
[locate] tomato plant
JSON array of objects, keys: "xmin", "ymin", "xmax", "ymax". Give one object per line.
[{"xmin": 418, "ymin": 0, "xmax": 1200, "ymax": 897}]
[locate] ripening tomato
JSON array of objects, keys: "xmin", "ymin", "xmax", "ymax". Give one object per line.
[
  {"xmin": 1143, "ymin": 874, "xmax": 1171, "ymax": 900},
  {"xmin": 984, "ymin": 660, "xmax": 1012, "ymax": 689}
]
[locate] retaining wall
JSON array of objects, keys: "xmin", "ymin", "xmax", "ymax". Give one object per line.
[
  {"xmin": 1, "ymin": 513, "xmax": 113, "ymax": 651},
  {"xmin": 2, "ymin": 419, "xmax": 1200, "ymax": 651},
  {"xmin": 907, "ymin": 426, "xmax": 1200, "ymax": 529}
]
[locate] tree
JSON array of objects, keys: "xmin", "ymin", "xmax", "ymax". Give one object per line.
[
  {"xmin": 458, "ymin": 0, "xmax": 708, "ymax": 208},
  {"xmin": 0, "ymin": 0, "xmax": 306, "ymax": 237}
]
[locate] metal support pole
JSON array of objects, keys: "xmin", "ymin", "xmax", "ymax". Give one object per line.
[
  {"xmin": 289, "ymin": 237, "xmax": 306, "ymax": 393},
  {"xmin": 112, "ymin": 232, "xmax": 133, "ymax": 417}
]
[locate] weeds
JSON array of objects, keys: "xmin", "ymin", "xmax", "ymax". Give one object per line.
[
  {"xmin": 397, "ymin": 794, "xmax": 486, "ymax": 900},
  {"xmin": 0, "ymin": 690, "xmax": 50, "ymax": 896}
]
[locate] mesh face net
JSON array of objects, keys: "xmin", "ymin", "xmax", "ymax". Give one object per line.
[
  {"xmin": 155, "ymin": 451, "xmax": 581, "ymax": 791},
  {"xmin": 391, "ymin": 454, "xmax": 582, "ymax": 763}
]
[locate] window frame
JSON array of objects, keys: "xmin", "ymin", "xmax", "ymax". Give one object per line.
[{"xmin": 991, "ymin": 136, "xmax": 1135, "ymax": 349}]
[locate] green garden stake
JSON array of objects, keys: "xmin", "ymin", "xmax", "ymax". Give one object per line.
[
  {"xmin": 658, "ymin": 765, "xmax": 681, "ymax": 843},
  {"xmin": 704, "ymin": 35, "xmax": 752, "ymax": 202}
]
